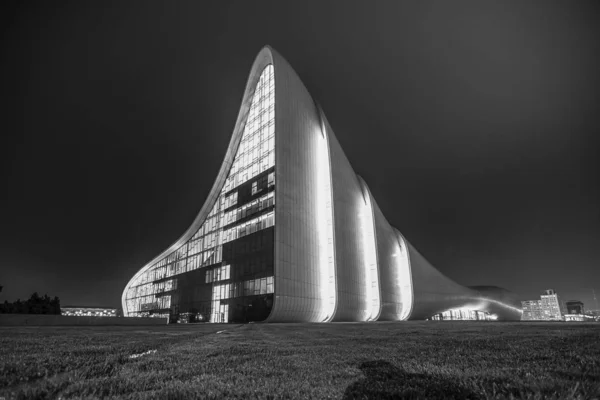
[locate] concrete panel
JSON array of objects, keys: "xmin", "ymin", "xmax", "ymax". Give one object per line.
[
  {"xmin": 402, "ymin": 234, "xmax": 521, "ymax": 320},
  {"xmin": 403, "ymin": 235, "xmax": 479, "ymax": 319},
  {"xmin": 315, "ymin": 105, "xmax": 337, "ymax": 322},
  {"xmin": 371, "ymin": 198, "xmax": 405, "ymax": 321},
  {"xmin": 266, "ymin": 48, "xmax": 325, "ymax": 322},
  {"xmin": 324, "ymin": 117, "xmax": 369, "ymax": 322},
  {"xmin": 357, "ymin": 176, "xmax": 382, "ymax": 321}
]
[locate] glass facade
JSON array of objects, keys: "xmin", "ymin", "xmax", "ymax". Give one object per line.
[
  {"xmin": 124, "ymin": 65, "xmax": 276, "ymax": 323},
  {"xmin": 61, "ymin": 307, "xmax": 117, "ymax": 317},
  {"xmin": 521, "ymin": 300, "xmax": 543, "ymax": 320},
  {"xmin": 430, "ymin": 309, "xmax": 493, "ymax": 321},
  {"xmin": 521, "ymin": 290, "xmax": 563, "ymax": 321},
  {"xmin": 540, "ymin": 291, "xmax": 563, "ymax": 320}
]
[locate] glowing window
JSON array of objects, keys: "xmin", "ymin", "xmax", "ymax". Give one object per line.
[{"xmin": 124, "ymin": 65, "xmax": 275, "ymax": 319}]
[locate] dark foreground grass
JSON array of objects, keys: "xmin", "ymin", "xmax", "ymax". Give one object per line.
[{"xmin": 1, "ymin": 322, "xmax": 599, "ymax": 399}]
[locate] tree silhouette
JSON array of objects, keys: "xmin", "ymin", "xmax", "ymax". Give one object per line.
[{"xmin": 0, "ymin": 292, "xmax": 61, "ymax": 314}]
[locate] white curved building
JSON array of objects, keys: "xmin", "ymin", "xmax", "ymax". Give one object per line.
[{"xmin": 122, "ymin": 46, "xmax": 522, "ymax": 323}]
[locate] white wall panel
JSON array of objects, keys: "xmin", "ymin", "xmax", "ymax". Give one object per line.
[
  {"xmin": 404, "ymin": 238, "xmax": 483, "ymax": 319},
  {"xmin": 405, "ymin": 235, "xmax": 521, "ymax": 320},
  {"xmin": 324, "ymin": 116, "xmax": 370, "ymax": 322},
  {"xmin": 372, "ymin": 198, "xmax": 406, "ymax": 321},
  {"xmin": 266, "ymin": 48, "xmax": 324, "ymax": 322},
  {"xmin": 357, "ymin": 177, "xmax": 382, "ymax": 321}
]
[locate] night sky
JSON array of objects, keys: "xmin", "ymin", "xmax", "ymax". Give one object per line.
[{"xmin": 2, "ymin": 1, "xmax": 599, "ymax": 310}]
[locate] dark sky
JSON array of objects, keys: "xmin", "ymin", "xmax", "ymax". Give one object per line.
[{"xmin": 2, "ymin": 1, "xmax": 599, "ymax": 310}]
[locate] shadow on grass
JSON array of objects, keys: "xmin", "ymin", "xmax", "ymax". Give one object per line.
[{"xmin": 343, "ymin": 360, "xmax": 477, "ymax": 399}]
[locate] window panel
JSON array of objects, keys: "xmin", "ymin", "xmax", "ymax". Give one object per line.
[{"xmin": 126, "ymin": 65, "xmax": 275, "ymax": 319}]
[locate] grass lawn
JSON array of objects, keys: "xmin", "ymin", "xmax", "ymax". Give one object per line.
[{"xmin": 1, "ymin": 321, "xmax": 599, "ymax": 399}]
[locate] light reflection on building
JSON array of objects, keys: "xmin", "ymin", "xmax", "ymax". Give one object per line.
[
  {"xmin": 521, "ymin": 289, "xmax": 564, "ymax": 321},
  {"xmin": 120, "ymin": 46, "xmax": 523, "ymax": 323},
  {"xmin": 123, "ymin": 65, "xmax": 276, "ymax": 324},
  {"xmin": 429, "ymin": 309, "xmax": 496, "ymax": 321},
  {"xmin": 61, "ymin": 306, "xmax": 117, "ymax": 317}
]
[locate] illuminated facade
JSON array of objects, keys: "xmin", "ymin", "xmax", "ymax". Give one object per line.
[
  {"xmin": 521, "ymin": 300, "xmax": 543, "ymax": 321},
  {"xmin": 540, "ymin": 289, "xmax": 563, "ymax": 320},
  {"xmin": 521, "ymin": 289, "xmax": 564, "ymax": 321},
  {"xmin": 122, "ymin": 46, "xmax": 522, "ymax": 323},
  {"xmin": 429, "ymin": 309, "xmax": 495, "ymax": 321},
  {"xmin": 62, "ymin": 306, "xmax": 117, "ymax": 317}
]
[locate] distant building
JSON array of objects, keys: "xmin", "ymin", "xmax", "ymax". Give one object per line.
[
  {"xmin": 540, "ymin": 289, "xmax": 563, "ymax": 320},
  {"xmin": 566, "ymin": 300, "xmax": 584, "ymax": 315},
  {"xmin": 61, "ymin": 306, "xmax": 117, "ymax": 317},
  {"xmin": 521, "ymin": 289, "xmax": 563, "ymax": 321},
  {"xmin": 521, "ymin": 300, "xmax": 543, "ymax": 321},
  {"xmin": 563, "ymin": 301, "xmax": 597, "ymax": 322},
  {"xmin": 584, "ymin": 311, "xmax": 600, "ymax": 322},
  {"xmin": 429, "ymin": 309, "xmax": 496, "ymax": 321},
  {"xmin": 586, "ymin": 309, "xmax": 599, "ymax": 317}
]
